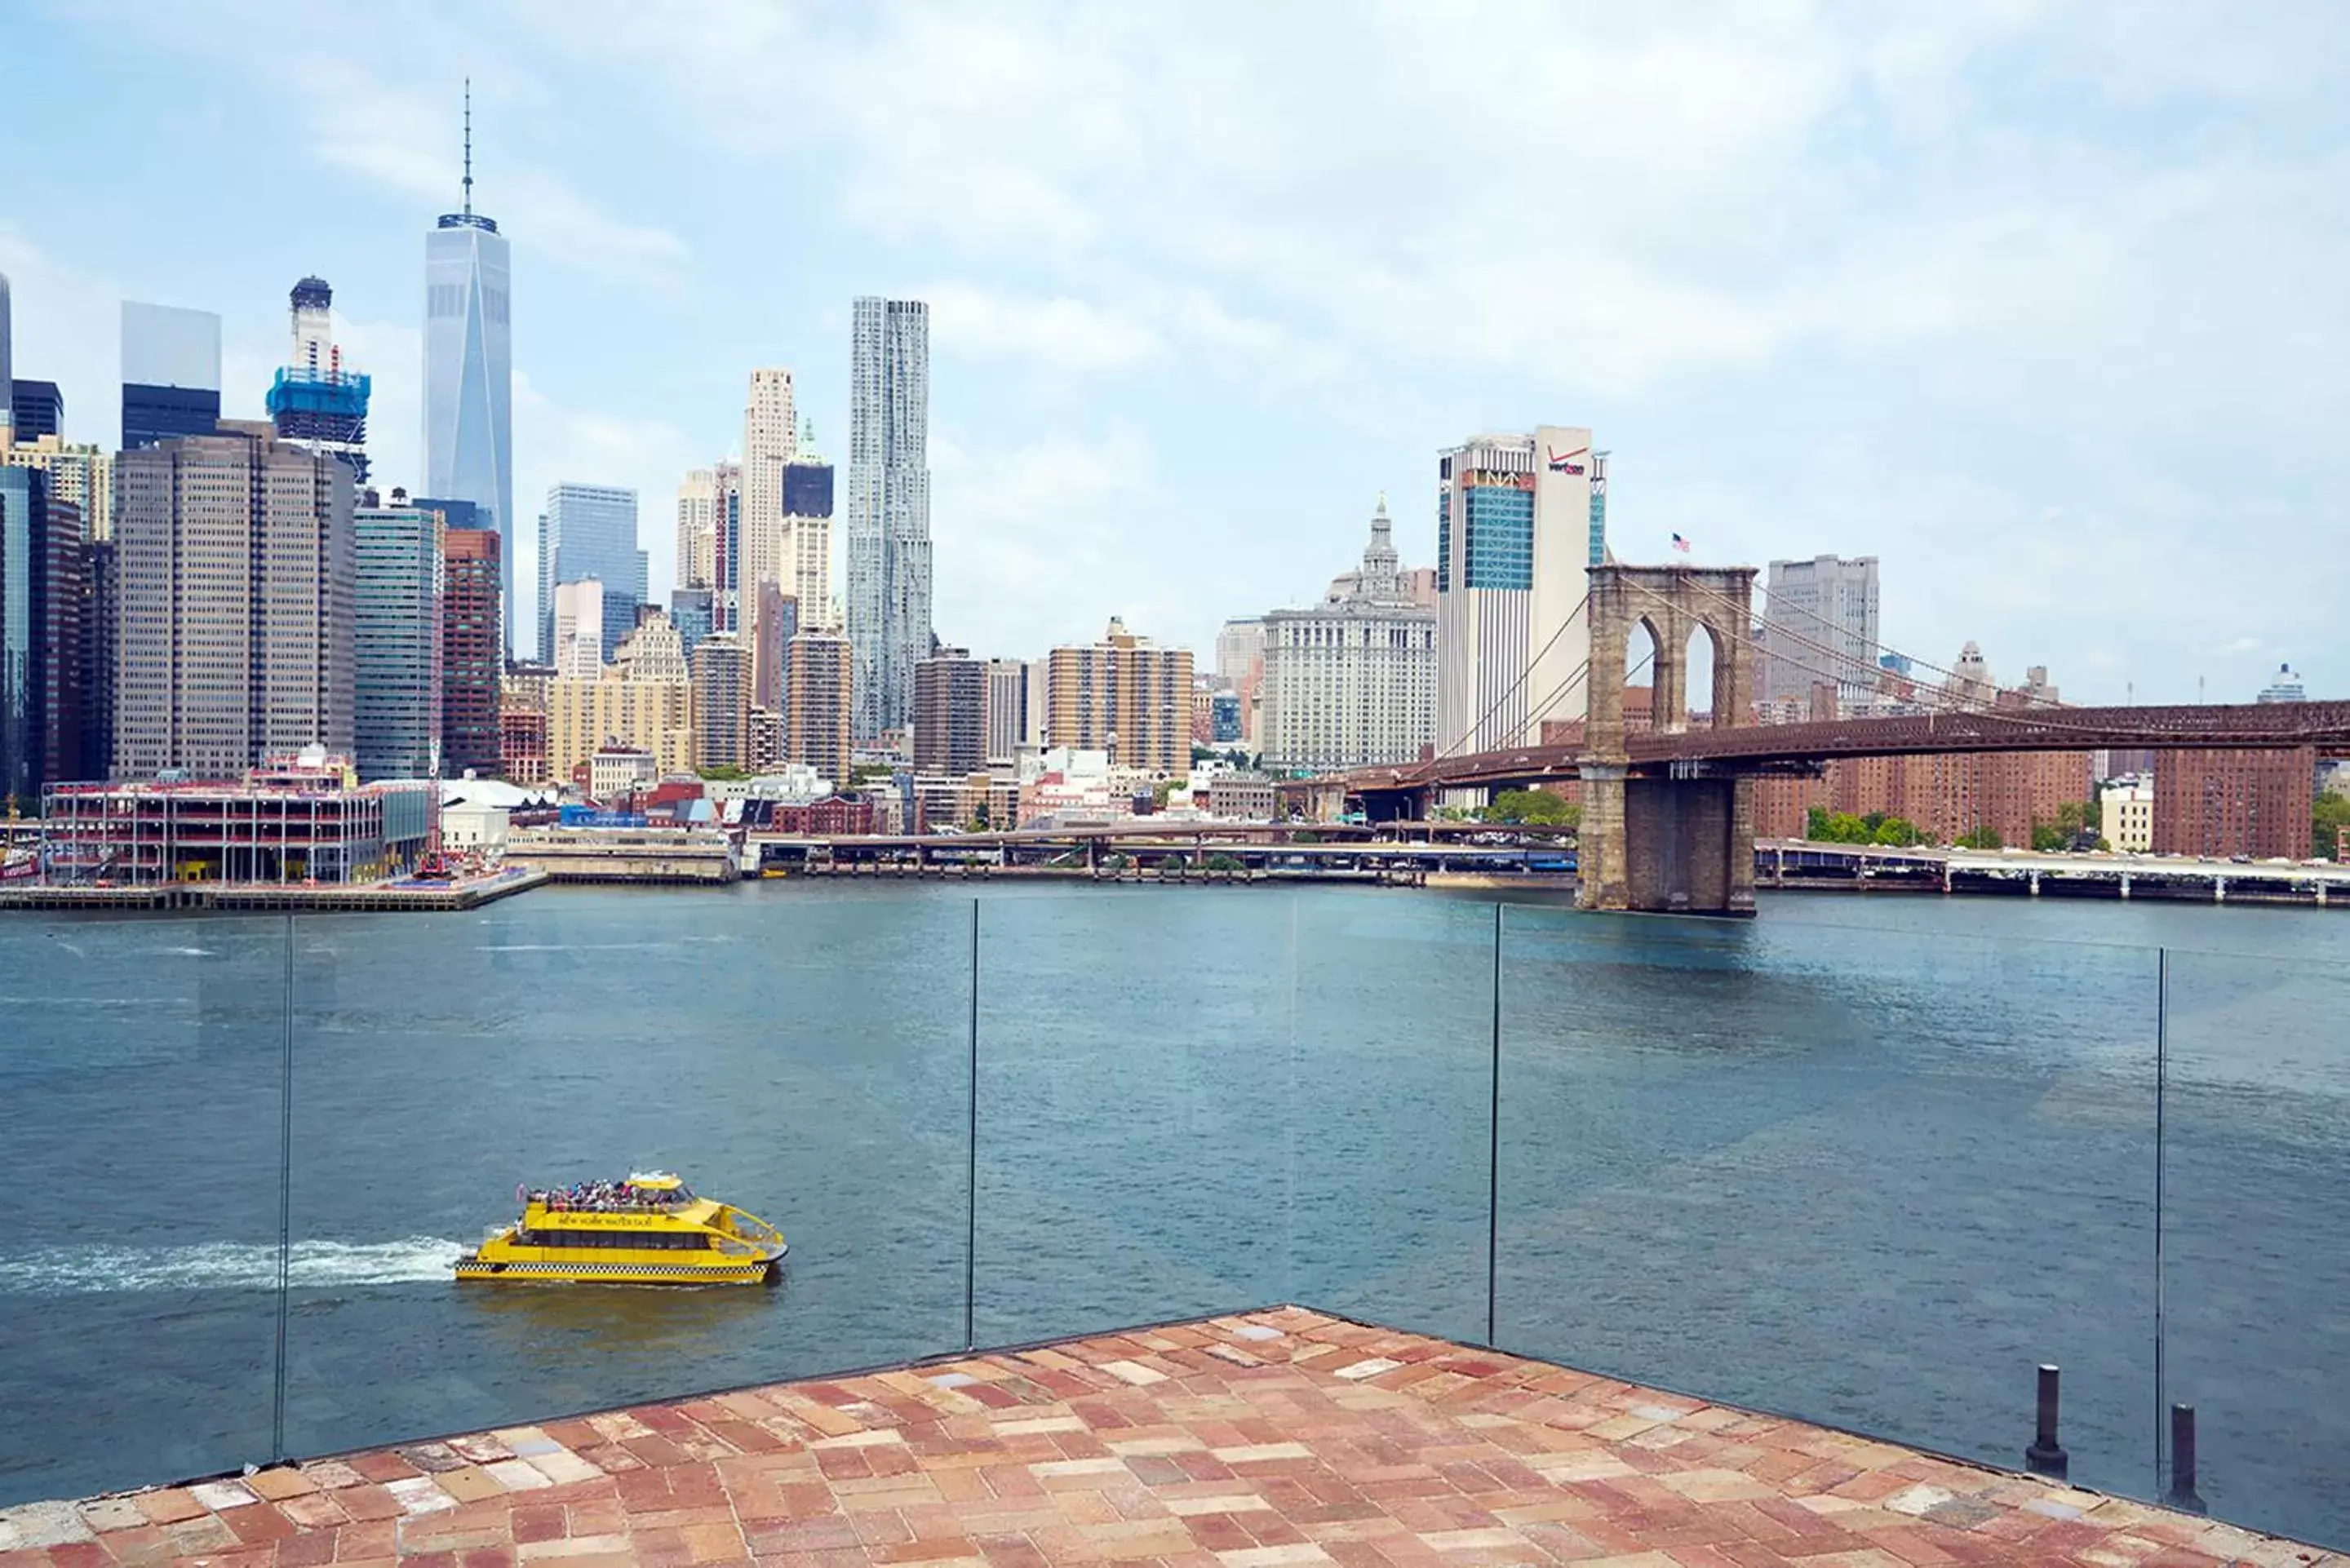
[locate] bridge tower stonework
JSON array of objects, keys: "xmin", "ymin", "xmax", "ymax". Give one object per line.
[{"xmin": 1578, "ymin": 565, "xmax": 1759, "ymax": 915}]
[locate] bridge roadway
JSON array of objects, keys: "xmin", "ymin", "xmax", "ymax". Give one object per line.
[
  {"xmin": 745, "ymin": 820, "xmax": 1573, "ymax": 852},
  {"xmin": 1759, "ymin": 839, "xmax": 2350, "ymax": 902},
  {"xmin": 743, "ymin": 820, "xmax": 1580, "ymax": 878},
  {"xmin": 1338, "ymin": 698, "xmax": 2350, "ymax": 797}
]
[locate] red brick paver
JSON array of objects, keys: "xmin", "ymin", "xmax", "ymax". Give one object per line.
[{"xmin": 0, "ymin": 1309, "xmax": 2334, "ymax": 1566}]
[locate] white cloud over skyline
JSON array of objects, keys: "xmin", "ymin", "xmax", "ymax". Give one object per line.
[{"xmin": 4, "ymin": 0, "xmax": 2346, "ymax": 698}]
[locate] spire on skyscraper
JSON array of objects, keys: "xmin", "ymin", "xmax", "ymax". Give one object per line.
[{"xmin": 462, "ymin": 78, "xmax": 473, "ymax": 219}]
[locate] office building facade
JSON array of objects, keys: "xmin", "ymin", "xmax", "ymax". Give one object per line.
[
  {"xmin": 546, "ymin": 614, "xmax": 694, "ymax": 781},
  {"xmin": 114, "ymin": 427, "xmax": 355, "ymax": 779},
  {"xmin": 985, "ymin": 657, "xmax": 1036, "ymax": 767},
  {"xmin": 1435, "ymin": 426, "xmax": 1593, "ymax": 755},
  {"xmin": 2102, "ymin": 780, "xmax": 2154, "ymax": 853},
  {"xmin": 1045, "ymin": 618, "xmax": 1194, "ymax": 779},
  {"xmin": 1, "ymin": 467, "xmax": 90, "ymax": 804},
  {"xmin": 691, "ymin": 633, "xmax": 752, "ymax": 773},
  {"xmin": 121, "ymin": 302, "xmax": 223, "ymax": 450},
  {"xmin": 1259, "ymin": 499, "xmax": 1438, "ymax": 773},
  {"xmin": 669, "ymin": 587, "xmax": 713, "ymax": 654},
  {"xmin": 11, "ymin": 381, "xmax": 62, "ymax": 443},
  {"xmin": 738, "ymin": 370, "xmax": 797, "ymax": 642},
  {"xmin": 552, "ymin": 579, "xmax": 604, "ymax": 679},
  {"xmin": 352, "ymin": 498, "xmax": 441, "ymax": 779},
  {"xmin": 844, "ymin": 297, "xmax": 932, "ymax": 737},
  {"xmin": 441, "ymin": 525, "xmax": 503, "ymax": 775},
  {"xmin": 676, "ymin": 468, "xmax": 718, "ymax": 595},
  {"xmin": 0, "ymin": 433, "xmax": 112, "ymax": 543},
  {"xmin": 913, "ymin": 647, "xmax": 987, "ymax": 777},
  {"xmin": 753, "ymin": 584, "xmax": 798, "ymax": 716},
  {"xmin": 540, "ymin": 482, "xmax": 644, "ymax": 662},
  {"xmin": 423, "ymin": 100, "xmax": 516, "ymax": 651},
  {"xmin": 786, "ymin": 631, "xmax": 853, "ymax": 787},
  {"xmin": 1762, "ymin": 555, "xmax": 1881, "ymax": 706},
  {"xmin": 782, "ymin": 441, "xmax": 834, "ymax": 630}
]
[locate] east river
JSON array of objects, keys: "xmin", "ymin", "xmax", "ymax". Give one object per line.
[{"xmin": 1, "ymin": 884, "xmax": 2344, "ymax": 1545}]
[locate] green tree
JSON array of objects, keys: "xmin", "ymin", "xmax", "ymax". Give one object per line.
[
  {"xmin": 2314, "ymin": 792, "xmax": 2350, "ymax": 860},
  {"xmin": 2032, "ymin": 800, "xmax": 2099, "ymax": 853},
  {"xmin": 1203, "ymin": 853, "xmax": 1244, "ymax": 874},
  {"xmin": 1956, "ymin": 824, "xmax": 2003, "ymax": 850},
  {"xmin": 698, "ymin": 764, "xmax": 749, "ymax": 782},
  {"xmin": 1488, "ymin": 788, "xmax": 1576, "ymax": 826},
  {"xmin": 1869, "ymin": 817, "xmax": 1921, "ymax": 847}
]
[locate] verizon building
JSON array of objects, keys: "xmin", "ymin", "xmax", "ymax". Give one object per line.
[{"xmin": 1434, "ymin": 425, "xmax": 1593, "ymax": 756}]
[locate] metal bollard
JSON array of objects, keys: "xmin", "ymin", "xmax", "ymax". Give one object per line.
[
  {"xmin": 2165, "ymin": 1404, "xmax": 2206, "ymax": 1514},
  {"xmin": 2024, "ymin": 1363, "xmax": 2068, "ymax": 1480}
]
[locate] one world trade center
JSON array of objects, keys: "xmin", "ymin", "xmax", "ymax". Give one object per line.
[{"xmin": 423, "ymin": 84, "xmax": 515, "ymax": 652}]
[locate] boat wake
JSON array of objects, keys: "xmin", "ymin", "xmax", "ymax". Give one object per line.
[{"xmin": 4, "ymin": 1237, "xmax": 468, "ymax": 1297}]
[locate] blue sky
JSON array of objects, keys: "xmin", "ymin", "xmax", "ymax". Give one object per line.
[{"xmin": 2, "ymin": 1, "xmax": 2345, "ymax": 701}]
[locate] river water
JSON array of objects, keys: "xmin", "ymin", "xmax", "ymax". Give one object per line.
[{"xmin": 1, "ymin": 884, "xmax": 2343, "ymax": 1545}]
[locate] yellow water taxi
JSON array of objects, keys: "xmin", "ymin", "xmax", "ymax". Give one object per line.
[{"xmin": 454, "ymin": 1173, "xmax": 787, "ymax": 1285}]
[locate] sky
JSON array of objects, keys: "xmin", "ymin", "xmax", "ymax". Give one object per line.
[{"xmin": 2, "ymin": 0, "xmax": 2345, "ymax": 702}]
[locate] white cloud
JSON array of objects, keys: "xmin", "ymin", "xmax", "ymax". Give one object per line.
[
  {"xmin": 921, "ymin": 285, "xmax": 1165, "ymax": 374},
  {"xmin": 38, "ymin": 0, "xmax": 2350, "ymax": 696}
]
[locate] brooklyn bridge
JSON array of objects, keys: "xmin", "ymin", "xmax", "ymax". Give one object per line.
[{"xmin": 1310, "ymin": 565, "xmax": 2350, "ymax": 916}]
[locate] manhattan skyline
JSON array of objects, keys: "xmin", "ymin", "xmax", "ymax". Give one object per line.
[{"xmin": 0, "ymin": 3, "xmax": 2343, "ymax": 702}]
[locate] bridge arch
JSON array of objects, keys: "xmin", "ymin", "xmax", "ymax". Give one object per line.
[{"xmin": 1580, "ymin": 563, "xmax": 1759, "ymax": 915}]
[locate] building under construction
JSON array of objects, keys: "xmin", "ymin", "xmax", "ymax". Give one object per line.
[
  {"xmin": 265, "ymin": 276, "xmax": 371, "ymax": 482},
  {"xmin": 38, "ymin": 746, "xmax": 431, "ymax": 885}
]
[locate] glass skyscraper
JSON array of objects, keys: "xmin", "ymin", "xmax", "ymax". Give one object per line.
[
  {"xmin": 423, "ymin": 95, "xmax": 514, "ymax": 653},
  {"xmin": 542, "ymin": 483, "xmax": 645, "ymax": 663},
  {"xmin": 844, "ymin": 297, "xmax": 932, "ymax": 740},
  {"xmin": 352, "ymin": 498, "xmax": 442, "ymax": 780}
]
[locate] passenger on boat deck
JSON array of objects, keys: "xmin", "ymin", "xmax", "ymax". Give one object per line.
[{"xmin": 529, "ymin": 1178, "xmax": 675, "ymax": 1212}]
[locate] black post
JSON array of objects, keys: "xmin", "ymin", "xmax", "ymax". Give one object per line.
[
  {"xmin": 2153, "ymin": 948, "xmax": 2169, "ymax": 1490},
  {"xmin": 2164, "ymin": 1404, "xmax": 2206, "ymax": 1514},
  {"xmin": 272, "ymin": 915, "xmax": 295, "ymax": 1463},
  {"xmin": 965, "ymin": 898, "xmax": 979, "ymax": 1353},
  {"xmin": 1485, "ymin": 901, "xmax": 1501, "ymax": 1349},
  {"xmin": 2024, "ymin": 1363, "xmax": 2068, "ymax": 1480}
]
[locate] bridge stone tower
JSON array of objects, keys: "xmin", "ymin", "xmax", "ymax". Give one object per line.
[{"xmin": 1579, "ymin": 564, "xmax": 1759, "ymax": 915}]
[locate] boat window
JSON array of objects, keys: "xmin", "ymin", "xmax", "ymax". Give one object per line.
[{"xmin": 525, "ymin": 1228, "xmax": 715, "ymax": 1251}]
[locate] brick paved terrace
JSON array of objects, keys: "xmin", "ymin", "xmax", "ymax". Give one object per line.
[{"xmin": 0, "ymin": 1309, "xmax": 2334, "ymax": 1568}]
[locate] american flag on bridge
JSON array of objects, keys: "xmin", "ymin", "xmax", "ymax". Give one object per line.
[{"xmin": 1670, "ymin": 533, "xmax": 1692, "ymax": 554}]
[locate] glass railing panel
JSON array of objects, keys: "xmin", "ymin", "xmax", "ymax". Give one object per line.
[
  {"xmin": 0, "ymin": 912, "xmax": 292, "ymax": 1506},
  {"xmin": 282, "ymin": 883, "xmax": 971, "ymax": 1460},
  {"xmin": 1285, "ymin": 889, "xmax": 1498, "ymax": 1346},
  {"xmin": 972, "ymin": 886, "xmax": 1296, "ymax": 1346},
  {"xmin": 1496, "ymin": 906, "xmax": 2161, "ymax": 1499},
  {"xmin": 2161, "ymin": 943, "xmax": 2350, "ymax": 1550}
]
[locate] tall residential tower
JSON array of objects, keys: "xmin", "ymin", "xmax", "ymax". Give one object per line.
[
  {"xmin": 423, "ymin": 84, "xmax": 516, "ymax": 653},
  {"xmin": 844, "ymin": 297, "xmax": 931, "ymax": 739}
]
